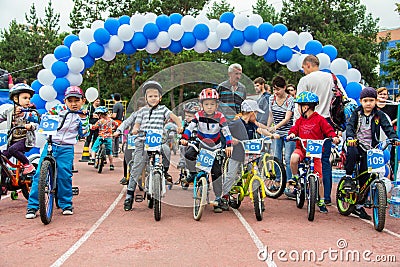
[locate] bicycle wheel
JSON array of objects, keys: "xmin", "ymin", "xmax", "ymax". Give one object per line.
[
  {"xmin": 21, "ymin": 183, "xmax": 30, "ymax": 200},
  {"xmin": 260, "ymin": 155, "xmax": 287, "ymax": 199},
  {"xmin": 252, "ymin": 180, "xmax": 263, "ymax": 221},
  {"xmin": 335, "ymin": 176, "xmax": 355, "ymax": 216},
  {"xmin": 153, "ymin": 172, "xmax": 162, "ymax": 221},
  {"xmin": 307, "ymin": 174, "xmax": 318, "ymax": 222},
  {"xmin": 98, "ymin": 145, "xmax": 105, "ymax": 173},
  {"xmin": 38, "ymin": 159, "xmax": 56, "ymax": 225},
  {"xmin": 193, "ymin": 175, "xmax": 207, "ymax": 221},
  {"xmin": 372, "ymin": 181, "xmax": 386, "ymax": 232}
]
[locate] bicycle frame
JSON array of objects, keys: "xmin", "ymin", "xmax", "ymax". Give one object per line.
[
  {"xmin": 146, "ymin": 151, "xmax": 165, "ymax": 196},
  {"xmin": 231, "ymin": 161, "xmax": 266, "ymax": 202}
]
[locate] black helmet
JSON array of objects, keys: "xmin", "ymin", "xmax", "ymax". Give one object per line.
[
  {"xmin": 9, "ymin": 83, "xmax": 35, "ymax": 101},
  {"xmin": 142, "ymin": 80, "xmax": 163, "ymax": 96}
]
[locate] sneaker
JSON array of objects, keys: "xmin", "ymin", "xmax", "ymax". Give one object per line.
[
  {"xmin": 165, "ymin": 173, "xmax": 173, "ymax": 184},
  {"xmin": 62, "ymin": 208, "xmax": 74, "ymax": 215},
  {"xmin": 213, "ymin": 206, "xmax": 223, "ymax": 213},
  {"xmin": 288, "ymin": 175, "xmax": 299, "ymax": 186},
  {"xmin": 87, "ymin": 159, "xmax": 95, "ymax": 165},
  {"xmin": 220, "ymin": 197, "xmax": 230, "ymax": 211},
  {"xmin": 352, "ymin": 207, "xmax": 371, "ymax": 220},
  {"xmin": 213, "ymin": 198, "xmax": 223, "ymax": 213},
  {"xmin": 94, "ymin": 163, "xmax": 98, "ymax": 169},
  {"xmin": 124, "ymin": 198, "xmax": 133, "ymax": 211},
  {"xmin": 110, "ymin": 165, "xmax": 115, "ymax": 171},
  {"xmin": 324, "ymin": 200, "xmax": 332, "ymax": 206},
  {"xmin": 318, "ymin": 200, "xmax": 328, "ymax": 213},
  {"xmin": 25, "ymin": 209, "xmax": 37, "ymax": 219},
  {"xmin": 284, "ymin": 188, "xmax": 296, "ymax": 200},
  {"xmin": 23, "ymin": 164, "xmax": 35, "ymax": 175},
  {"xmin": 120, "ymin": 177, "xmax": 128, "ymax": 185}
]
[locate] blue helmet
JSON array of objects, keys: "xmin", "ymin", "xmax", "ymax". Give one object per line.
[
  {"xmin": 344, "ymin": 99, "xmax": 358, "ymax": 122},
  {"xmin": 94, "ymin": 106, "xmax": 108, "ymax": 114},
  {"xmin": 294, "ymin": 91, "xmax": 319, "ymax": 105}
]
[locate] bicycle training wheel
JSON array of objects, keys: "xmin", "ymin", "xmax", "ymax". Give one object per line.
[
  {"xmin": 193, "ymin": 175, "xmax": 207, "ymax": 221},
  {"xmin": 335, "ymin": 176, "xmax": 355, "ymax": 216},
  {"xmin": 153, "ymin": 172, "xmax": 162, "ymax": 221},
  {"xmin": 38, "ymin": 159, "xmax": 56, "ymax": 225},
  {"xmin": 372, "ymin": 181, "xmax": 386, "ymax": 232},
  {"xmin": 260, "ymin": 155, "xmax": 287, "ymax": 199},
  {"xmin": 307, "ymin": 174, "xmax": 318, "ymax": 222},
  {"xmin": 252, "ymin": 179, "xmax": 263, "ymax": 221}
]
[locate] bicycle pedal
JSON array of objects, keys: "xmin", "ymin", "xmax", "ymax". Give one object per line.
[
  {"xmin": 135, "ymin": 194, "xmax": 144, "ymax": 202},
  {"xmin": 72, "ymin": 186, "xmax": 79, "ymax": 195}
]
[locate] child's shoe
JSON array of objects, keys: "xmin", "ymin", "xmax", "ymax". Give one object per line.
[
  {"xmin": 318, "ymin": 200, "xmax": 328, "ymax": 213},
  {"xmin": 120, "ymin": 177, "xmax": 128, "ymax": 185},
  {"xmin": 62, "ymin": 208, "xmax": 74, "ymax": 215},
  {"xmin": 124, "ymin": 198, "xmax": 133, "ymax": 211},
  {"xmin": 23, "ymin": 164, "xmax": 36, "ymax": 175},
  {"xmin": 288, "ymin": 175, "xmax": 299, "ymax": 186},
  {"xmin": 88, "ymin": 159, "xmax": 95, "ymax": 165},
  {"xmin": 25, "ymin": 209, "xmax": 37, "ymax": 219},
  {"xmin": 165, "ymin": 173, "xmax": 173, "ymax": 184},
  {"xmin": 110, "ymin": 165, "xmax": 115, "ymax": 171}
]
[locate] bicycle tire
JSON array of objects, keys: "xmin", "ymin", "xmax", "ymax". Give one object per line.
[
  {"xmin": 98, "ymin": 145, "xmax": 105, "ymax": 173},
  {"xmin": 38, "ymin": 160, "xmax": 56, "ymax": 225},
  {"xmin": 335, "ymin": 176, "xmax": 355, "ymax": 216},
  {"xmin": 229, "ymin": 195, "xmax": 242, "ymax": 209},
  {"xmin": 307, "ymin": 174, "xmax": 318, "ymax": 222},
  {"xmin": 296, "ymin": 181, "xmax": 305, "ymax": 209},
  {"xmin": 153, "ymin": 172, "xmax": 162, "ymax": 221},
  {"xmin": 21, "ymin": 183, "xmax": 30, "ymax": 200},
  {"xmin": 372, "ymin": 182, "xmax": 386, "ymax": 232},
  {"xmin": 252, "ymin": 180, "xmax": 263, "ymax": 221},
  {"xmin": 193, "ymin": 176, "xmax": 207, "ymax": 221},
  {"xmin": 261, "ymin": 155, "xmax": 287, "ymax": 199}
]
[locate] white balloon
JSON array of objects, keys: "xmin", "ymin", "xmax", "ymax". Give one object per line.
[
  {"xmin": 205, "ymin": 32, "xmax": 221, "ymax": 50},
  {"xmin": 118, "ymin": 24, "xmax": 134, "ymax": 41},
  {"xmin": 91, "ymin": 20, "xmax": 104, "ymax": 30},
  {"xmin": 330, "ymin": 58, "xmax": 348, "ymax": 75},
  {"xmin": 194, "ymin": 40, "xmax": 208, "ymax": 53},
  {"xmin": 45, "ymin": 99, "xmax": 61, "ymax": 111},
  {"xmin": 316, "ymin": 53, "xmax": 331, "ymax": 70},
  {"xmin": 283, "ymin": 31, "xmax": 299, "ymax": 48},
  {"xmin": 39, "ymin": 85, "xmax": 57, "ymax": 101},
  {"xmin": 70, "ymin": 41, "xmax": 88, "ymax": 57},
  {"xmin": 145, "ymin": 40, "xmax": 160, "ymax": 54},
  {"xmin": 79, "ymin": 28, "xmax": 94, "ymax": 44},
  {"xmin": 66, "ymin": 72, "xmax": 83, "ymax": 86},
  {"xmin": 248, "ymin": 14, "xmax": 263, "ymax": 27},
  {"xmin": 345, "ymin": 68, "xmax": 362, "ymax": 83},
  {"xmin": 233, "ymin": 14, "xmax": 249, "ymax": 31},
  {"xmin": 108, "ymin": 35, "xmax": 124, "ymax": 52},
  {"xmin": 156, "ymin": 31, "xmax": 171, "ymax": 48},
  {"xmin": 35, "ymin": 132, "xmax": 47, "ymax": 149},
  {"xmin": 216, "ymin": 23, "xmax": 232, "ymax": 40},
  {"xmin": 209, "ymin": 19, "xmax": 220, "ymax": 32},
  {"xmin": 267, "ymin": 32, "xmax": 284, "ymax": 50},
  {"xmin": 287, "ymin": 53, "xmax": 301, "ymax": 72},
  {"xmin": 42, "ymin": 54, "xmax": 57, "ymax": 69},
  {"xmin": 102, "ymin": 46, "xmax": 116, "ymax": 61},
  {"xmin": 252, "ymin": 39, "xmax": 268, "ymax": 56},
  {"xmin": 239, "ymin": 41, "xmax": 253, "ymax": 56},
  {"xmin": 298, "ymin": 32, "xmax": 313, "ymax": 50},
  {"xmin": 195, "ymin": 15, "xmax": 210, "ymax": 26},
  {"xmin": 297, "ymin": 53, "xmax": 309, "ymax": 70},
  {"xmin": 85, "ymin": 87, "xmax": 99, "ymax": 102},
  {"xmin": 67, "ymin": 57, "xmax": 85, "ymax": 74},
  {"xmin": 37, "ymin": 69, "xmax": 56, "ymax": 86},
  {"xmin": 130, "ymin": 14, "xmax": 147, "ymax": 32},
  {"xmin": 181, "ymin": 15, "xmax": 196, "ymax": 32},
  {"xmin": 168, "ymin": 24, "xmax": 184, "ymax": 41},
  {"xmin": 145, "ymin": 12, "xmax": 157, "ymax": 23}
]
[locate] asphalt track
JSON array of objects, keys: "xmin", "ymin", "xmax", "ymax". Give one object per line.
[{"xmin": 1, "ymin": 141, "xmax": 399, "ymax": 266}]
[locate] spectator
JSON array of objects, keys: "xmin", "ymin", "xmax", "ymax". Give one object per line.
[
  {"xmin": 85, "ymin": 98, "xmax": 101, "ymax": 150},
  {"xmin": 253, "ymin": 77, "xmax": 270, "ymax": 125},
  {"xmin": 286, "ymin": 84, "xmax": 296, "ymax": 97},
  {"xmin": 376, "ymin": 87, "xmax": 398, "ymax": 127},
  {"xmin": 14, "ymin": 77, "xmax": 27, "ymax": 84},
  {"xmin": 0, "ymin": 68, "xmax": 13, "ymax": 89},
  {"xmin": 111, "ymin": 93, "xmax": 124, "ymax": 157}
]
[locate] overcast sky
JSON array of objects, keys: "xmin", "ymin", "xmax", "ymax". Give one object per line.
[{"xmin": 0, "ymin": 0, "xmax": 398, "ymax": 32}]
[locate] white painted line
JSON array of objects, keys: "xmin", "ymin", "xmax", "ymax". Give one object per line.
[
  {"xmin": 50, "ymin": 187, "xmax": 126, "ymax": 267},
  {"xmin": 232, "ymin": 208, "xmax": 276, "ymax": 267}
]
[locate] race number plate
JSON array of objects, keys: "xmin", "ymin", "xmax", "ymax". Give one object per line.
[
  {"xmin": 367, "ymin": 149, "xmax": 385, "ymax": 174},
  {"xmin": 0, "ymin": 129, "xmax": 7, "ymax": 150},
  {"xmin": 144, "ymin": 129, "xmax": 163, "ymax": 151},
  {"xmin": 306, "ymin": 140, "xmax": 324, "ymax": 158},
  {"xmin": 38, "ymin": 115, "xmax": 59, "ymax": 135},
  {"xmin": 196, "ymin": 148, "xmax": 216, "ymax": 173},
  {"xmin": 243, "ymin": 139, "xmax": 263, "ymax": 154},
  {"xmin": 127, "ymin": 134, "xmax": 137, "ymax": 149}
]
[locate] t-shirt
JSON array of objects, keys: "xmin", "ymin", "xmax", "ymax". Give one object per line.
[
  {"xmin": 256, "ymin": 92, "xmax": 270, "ymax": 125},
  {"xmin": 93, "ymin": 117, "xmax": 118, "ymax": 138},
  {"xmin": 113, "ymin": 102, "xmax": 124, "ymax": 121},
  {"xmin": 217, "ymin": 80, "xmax": 247, "ymax": 121},
  {"xmin": 379, "ymin": 104, "xmax": 398, "ymax": 122},
  {"xmin": 135, "ymin": 105, "xmax": 171, "ymax": 135},
  {"xmin": 269, "ymin": 94, "xmax": 294, "ymax": 136},
  {"xmin": 228, "ymin": 118, "xmax": 258, "ymax": 162}
]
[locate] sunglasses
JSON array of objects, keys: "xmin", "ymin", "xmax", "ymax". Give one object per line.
[{"xmin": 288, "ymin": 89, "xmax": 296, "ymax": 92}]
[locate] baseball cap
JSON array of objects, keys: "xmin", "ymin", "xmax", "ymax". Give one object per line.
[
  {"xmin": 65, "ymin": 86, "xmax": 84, "ymax": 99},
  {"xmin": 359, "ymin": 87, "xmax": 377, "ymax": 99},
  {"xmin": 241, "ymin": 99, "xmax": 265, "ymax": 113}
]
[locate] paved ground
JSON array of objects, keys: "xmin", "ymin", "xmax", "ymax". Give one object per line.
[{"xmin": 1, "ymin": 141, "xmax": 399, "ymax": 266}]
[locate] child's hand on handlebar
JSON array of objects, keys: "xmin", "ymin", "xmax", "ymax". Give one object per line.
[
  {"xmin": 332, "ymin": 137, "xmax": 340, "ymax": 145},
  {"xmin": 113, "ymin": 131, "xmax": 120, "ymax": 137},
  {"xmin": 25, "ymin": 123, "xmax": 33, "ymax": 130},
  {"xmin": 180, "ymin": 139, "xmax": 188, "ymax": 146},
  {"xmin": 347, "ymin": 139, "xmax": 357, "ymax": 147},
  {"xmin": 225, "ymin": 146, "xmax": 233, "ymax": 157},
  {"xmin": 177, "ymin": 126, "xmax": 183, "ymax": 134},
  {"xmin": 287, "ymin": 133, "xmax": 295, "ymax": 140}
]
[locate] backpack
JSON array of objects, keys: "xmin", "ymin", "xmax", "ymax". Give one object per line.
[
  {"xmin": 0, "ymin": 69, "xmax": 9, "ymax": 89},
  {"xmin": 330, "ymin": 73, "xmax": 351, "ymax": 131}
]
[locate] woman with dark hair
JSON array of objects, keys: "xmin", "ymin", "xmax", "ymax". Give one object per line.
[{"xmin": 286, "ymin": 84, "xmax": 296, "ymax": 97}]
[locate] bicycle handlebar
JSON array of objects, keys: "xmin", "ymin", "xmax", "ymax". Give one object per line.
[
  {"xmin": 287, "ymin": 137, "xmax": 332, "ymax": 151},
  {"xmin": 57, "ymin": 110, "xmax": 84, "ymax": 131},
  {"xmin": 354, "ymin": 138, "xmax": 399, "ymax": 151}
]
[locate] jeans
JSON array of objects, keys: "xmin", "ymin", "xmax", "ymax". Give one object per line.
[
  {"xmin": 272, "ymin": 136, "xmax": 295, "ymax": 181},
  {"xmin": 112, "ymin": 136, "xmax": 120, "ymax": 156},
  {"xmin": 322, "ymin": 138, "xmax": 332, "ymax": 202}
]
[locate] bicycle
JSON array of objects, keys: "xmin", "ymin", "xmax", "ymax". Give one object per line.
[
  {"xmin": 94, "ymin": 138, "xmax": 107, "ymax": 173},
  {"xmin": 37, "ymin": 111, "xmax": 81, "ymax": 225},
  {"xmin": 336, "ymin": 138, "xmax": 397, "ymax": 232}
]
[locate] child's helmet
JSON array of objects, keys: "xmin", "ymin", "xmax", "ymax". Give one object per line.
[
  {"xmin": 94, "ymin": 106, "xmax": 108, "ymax": 114},
  {"xmin": 184, "ymin": 101, "xmax": 201, "ymax": 114},
  {"xmin": 294, "ymin": 91, "xmax": 319, "ymax": 106},
  {"xmin": 9, "ymin": 83, "xmax": 35, "ymax": 100},
  {"xmin": 199, "ymin": 88, "xmax": 219, "ymax": 102},
  {"xmin": 142, "ymin": 81, "xmax": 163, "ymax": 96}
]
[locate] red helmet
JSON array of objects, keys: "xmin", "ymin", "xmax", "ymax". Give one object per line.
[{"xmin": 199, "ymin": 88, "xmax": 219, "ymax": 101}]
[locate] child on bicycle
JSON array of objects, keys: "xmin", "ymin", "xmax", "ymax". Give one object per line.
[
  {"xmin": 88, "ymin": 106, "xmax": 118, "ymax": 170},
  {"xmin": 123, "ymin": 81, "xmax": 183, "ymax": 211},
  {"xmin": 0, "ymin": 83, "xmax": 38, "ymax": 175},
  {"xmin": 180, "ymin": 88, "xmax": 233, "ymax": 213},
  {"xmin": 26, "ymin": 86, "xmax": 88, "ymax": 219},
  {"xmin": 345, "ymin": 87, "xmax": 399, "ymax": 220},
  {"xmin": 287, "ymin": 91, "xmax": 339, "ymax": 213}
]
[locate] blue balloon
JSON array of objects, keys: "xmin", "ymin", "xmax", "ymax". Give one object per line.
[
  {"xmin": 119, "ymin": 15, "xmax": 131, "ymax": 25},
  {"xmin": 218, "ymin": 39, "xmax": 234, "ymax": 53},
  {"xmin": 345, "ymin": 82, "xmax": 362, "ymax": 99},
  {"xmin": 322, "ymin": 45, "xmax": 337, "ymax": 61},
  {"xmin": 31, "ymin": 80, "xmax": 43, "ymax": 94},
  {"xmin": 56, "ymin": 92, "xmax": 65, "ymax": 102},
  {"xmin": 229, "ymin": 30, "xmax": 244, "ymax": 47},
  {"xmin": 53, "ymin": 78, "xmax": 70, "ymax": 94},
  {"xmin": 383, "ymin": 149, "xmax": 390, "ymax": 164},
  {"xmin": 336, "ymin": 75, "xmax": 347, "ymax": 88},
  {"xmin": 131, "ymin": 32, "xmax": 148, "ymax": 49},
  {"xmin": 82, "ymin": 54, "xmax": 95, "ymax": 69},
  {"xmin": 181, "ymin": 32, "xmax": 196, "ymax": 49},
  {"xmin": 244, "ymin": 25, "xmax": 259, "ymax": 42},
  {"xmin": 143, "ymin": 23, "xmax": 160, "ymax": 40},
  {"xmin": 51, "ymin": 61, "xmax": 69, "ymax": 78},
  {"xmin": 305, "ymin": 40, "xmax": 323, "ymax": 55},
  {"xmin": 193, "ymin": 24, "xmax": 210, "ymax": 41},
  {"xmin": 104, "ymin": 18, "xmax": 120, "ymax": 35},
  {"xmin": 320, "ymin": 69, "xmax": 331, "ymax": 73},
  {"xmin": 220, "ymin": 12, "xmax": 235, "ymax": 27},
  {"xmin": 347, "ymin": 60, "xmax": 352, "ymax": 69},
  {"xmin": 88, "ymin": 42, "xmax": 105, "ymax": 58},
  {"xmin": 169, "ymin": 41, "xmax": 183, "ymax": 54},
  {"xmin": 156, "ymin": 14, "xmax": 171, "ymax": 31},
  {"xmin": 122, "ymin": 41, "xmax": 136, "ymax": 55},
  {"xmin": 54, "ymin": 45, "xmax": 71, "ymax": 62},
  {"xmin": 274, "ymin": 24, "xmax": 288, "ymax": 35},
  {"xmin": 25, "ymin": 147, "xmax": 40, "ymax": 157},
  {"xmin": 64, "ymin": 34, "xmax": 79, "ymax": 48},
  {"xmin": 263, "ymin": 49, "xmax": 277, "ymax": 63},
  {"xmin": 170, "ymin": 13, "xmax": 183, "ymax": 24},
  {"xmin": 94, "ymin": 28, "xmax": 111, "ymax": 45},
  {"xmin": 31, "ymin": 94, "xmax": 46, "ymax": 109},
  {"xmin": 276, "ymin": 46, "xmax": 293, "ymax": 63},
  {"xmin": 37, "ymin": 108, "xmax": 47, "ymax": 115},
  {"xmin": 259, "ymin": 22, "xmax": 274, "ymax": 39}
]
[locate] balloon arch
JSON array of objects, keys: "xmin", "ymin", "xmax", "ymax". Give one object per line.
[{"xmin": 30, "ymin": 12, "xmax": 364, "ymax": 113}]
